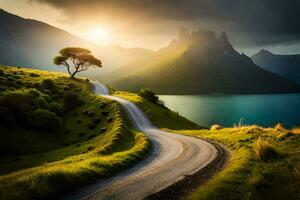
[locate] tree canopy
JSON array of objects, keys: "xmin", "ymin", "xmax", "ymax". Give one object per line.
[{"xmin": 53, "ymin": 47, "xmax": 102, "ymax": 79}]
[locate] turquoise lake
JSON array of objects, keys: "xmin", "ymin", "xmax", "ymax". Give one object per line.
[{"xmin": 159, "ymin": 93, "xmax": 300, "ymax": 128}]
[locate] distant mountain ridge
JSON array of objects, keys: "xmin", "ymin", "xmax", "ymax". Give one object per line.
[
  {"xmin": 0, "ymin": 9, "xmax": 154, "ymax": 78},
  {"xmin": 111, "ymin": 28, "xmax": 300, "ymax": 94},
  {"xmin": 252, "ymin": 49, "xmax": 300, "ymax": 85}
]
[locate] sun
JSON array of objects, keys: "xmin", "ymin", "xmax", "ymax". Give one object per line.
[{"xmin": 87, "ymin": 27, "xmax": 109, "ymax": 44}]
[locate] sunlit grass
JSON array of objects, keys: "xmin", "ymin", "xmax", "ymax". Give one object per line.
[
  {"xmin": 113, "ymin": 91, "xmax": 202, "ymax": 129},
  {"xmin": 0, "ymin": 66, "xmax": 151, "ymax": 200},
  {"xmin": 254, "ymin": 137, "xmax": 279, "ymax": 161},
  {"xmin": 174, "ymin": 126, "xmax": 300, "ymax": 200}
]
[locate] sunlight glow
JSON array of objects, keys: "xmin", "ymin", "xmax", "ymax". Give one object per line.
[{"xmin": 87, "ymin": 27, "xmax": 110, "ymax": 44}]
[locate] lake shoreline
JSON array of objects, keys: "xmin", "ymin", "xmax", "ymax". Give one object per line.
[{"xmin": 159, "ymin": 93, "xmax": 300, "ymax": 128}]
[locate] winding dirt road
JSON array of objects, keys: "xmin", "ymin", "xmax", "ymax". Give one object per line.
[{"xmin": 65, "ymin": 82, "xmax": 224, "ymax": 200}]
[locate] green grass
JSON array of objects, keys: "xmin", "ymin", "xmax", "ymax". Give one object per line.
[
  {"xmin": 173, "ymin": 126, "xmax": 300, "ymax": 200},
  {"xmin": 113, "ymin": 91, "xmax": 202, "ymax": 130},
  {"xmin": 0, "ymin": 66, "xmax": 151, "ymax": 200}
]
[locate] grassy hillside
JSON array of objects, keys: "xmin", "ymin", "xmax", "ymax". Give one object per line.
[
  {"xmin": 0, "ymin": 66, "xmax": 151, "ymax": 200},
  {"xmin": 174, "ymin": 125, "xmax": 300, "ymax": 200},
  {"xmin": 113, "ymin": 91, "xmax": 202, "ymax": 130}
]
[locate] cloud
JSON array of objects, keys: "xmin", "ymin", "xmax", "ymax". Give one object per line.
[{"xmin": 31, "ymin": 0, "xmax": 300, "ymax": 47}]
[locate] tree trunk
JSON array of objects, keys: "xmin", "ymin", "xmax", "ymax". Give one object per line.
[{"xmin": 70, "ymin": 73, "xmax": 76, "ymax": 80}]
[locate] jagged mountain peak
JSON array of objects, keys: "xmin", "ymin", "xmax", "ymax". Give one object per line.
[
  {"xmin": 219, "ymin": 32, "xmax": 229, "ymax": 42},
  {"xmin": 112, "ymin": 28, "xmax": 300, "ymax": 94}
]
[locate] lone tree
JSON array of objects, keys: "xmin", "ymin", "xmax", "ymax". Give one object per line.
[{"xmin": 53, "ymin": 47, "xmax": 102, "ymax": 79}]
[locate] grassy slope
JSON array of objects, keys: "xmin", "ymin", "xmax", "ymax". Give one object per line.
[
  {"xmin": 174, "ymin": 126, "xmax": 300, "ymax": 200},
  {"xmin": 0, "ymin": 66, "xmax": 151, "ymax": 200},
  {"xmin": 115, "ymin": 92, "xmax": 300, "ymax": 200},
  {"xmin": 113, "ymin": 91, "xmax": 202, "ymax": 130}
]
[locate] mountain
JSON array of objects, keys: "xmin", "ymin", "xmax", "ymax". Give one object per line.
[
  {"xmin": 252, "ymin": 49, "xmax": 300, "ymax": 85},
  {"xmin": 0, "ymin": 9, "xmax": 153, "ymax": 78},
  {"xmin": 111, "ymin": 28, "xmax": 300, "ymax": 94}
]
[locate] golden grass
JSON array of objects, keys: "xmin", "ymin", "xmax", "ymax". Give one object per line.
[
  {"xmin": 254, "ymin": 137, "xmax": 279, "ymax": 161},
  {"xmin": 175, "ymin": 125, "xmax": 300, "ymax": 200},
  {"xmin": 210, "ymin": 124, "xmax": 222, "ymax": 131}
]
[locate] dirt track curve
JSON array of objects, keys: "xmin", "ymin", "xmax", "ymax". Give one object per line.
[{"xmin": 65, "ymin": 82, "xmax": 229, "ymax": 200}]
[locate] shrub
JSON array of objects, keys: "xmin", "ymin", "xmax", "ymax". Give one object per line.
[
  {"xmin": 29, "ymin": 73, "xmax": 40, "ymax": 77},
  {"xmin": 63, "ymin": 91, "xmax": 84, "ymax": 112},
  {"xmin": 28, "ymin": 89, "xmax": 42, "ymax": 98},
  {"xmin": 48, "ymin": 102, "xmax": 63, "ymax": 116},
  {"xmin": 0, "ymin": 90, "xmax": 32, "ymax": 123},
  {"xmin": 16, "ymin": 80, "xmax": 23, "ymax": 86},
  {"xmin": 210, "ymin": 124, "xmax": 222, "ymax": 131},
  {"xmin": 28, "ymin": 109, "xmax": 63, "ymax": 132},
  {"xmin": 255, "ymin": 137, "xmax": 279, "ymax": 161},
  {"xmin": 41, "ymin": 78, "xmax": 55, "ymax": 90},
  {"xmin": 33, "ymin": 82, "xmax": 41, "ymax": 89},
  {"xmin": 138, "ymin": 88, "xmax": 159, "ymax": 104},
  {"xmin": 33, "ymin": 96, "xmax": 48, "ymax": 108}
]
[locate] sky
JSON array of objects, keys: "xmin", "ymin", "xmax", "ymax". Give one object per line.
[{"xmin": 1, "ymin": 0, "xmax": 300, "ymax": 55}]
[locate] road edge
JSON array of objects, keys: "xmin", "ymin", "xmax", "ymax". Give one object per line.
[{"xmin": 145, "ymin": 136, "xmax": 231, "ymax": 200}]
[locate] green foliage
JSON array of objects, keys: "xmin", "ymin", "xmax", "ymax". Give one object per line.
[
  {"xmin": 114, "ymin": 91, "xmax": 201, "ymax": 129},
  {"xmin": 48, "ymin": 102, "xmax": 63, "ymax": 116},
  {"xmin": 138, "ymin": 88, "xmax": 160, "ymax": 104},
  {"xmin": 53, "ymin": 47, "xmax": 102, "ymax": 79},
  {"xmin": 33, "ymin": 96, "xmax": 48, "ymax": 108},
  {"xmin": 27, "ymin": 109, "xmax": 63, "ymax": 133},
  {"xmin": 63, "ymin": 91, "xmax": 84, "ymax": 112},
  {"xmin": 29, "ymin": 73, "xmax": 40, "ymax": 77},
  {"xmin": 0, "ymin": 66, "xmax": 151, "ymax": 200},
  {"xmin": 41, "ymin": 78, "xmax": 55, "ymax": 90}
]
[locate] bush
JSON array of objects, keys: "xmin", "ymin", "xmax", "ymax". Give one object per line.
[
  {"xmin": 33, "ymin": 96, "xmax": 48, "ymax": 108},
  {"xmin": 210, "ymin": 124, "xmax": 222, "ymax": 131},
  {"xmin": 29, "ymin": 73, "xmax": 40, "ymax": 77},
  {"xmin": 63, "ymin": 91, "xmax": 84, "ymax": 112},
  {"xmin": 0, "ymin": 91, "xmax": 32, "ymax": 123},
  {"xmin": 255, "ymin": 137, "xmax": 279, "ymax": 161},
  {"xmin": 28, "ymin": 109, "xmax": 63, "ymax": 132},
  {"xmin": 41, "ymin": 78, "xmax": 55, "ymax": 90},
  {"xmin": 48, "ymin": 102, "xmax": 63, "ymax": 116},
  {"xmin": 138, "ymin": 89, "xmax": 159, "ymax": 104}
]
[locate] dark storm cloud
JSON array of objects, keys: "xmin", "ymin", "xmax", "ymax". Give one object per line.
[{"xmin": 32, "ymin": 0, "xmax": 300, "ymax": 46}]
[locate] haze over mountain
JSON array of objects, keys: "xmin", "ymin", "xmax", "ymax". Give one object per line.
[
  {"xmin": 252, "ymin": 50, "xmax": 300, "ymax": 85},
  {"xmin": 111, "ymin": 28, "xmax": 300, "ymax": 94},
  {"xmin": 0, "ymin": 9, "xmax": 153, "ymax": 78}
]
